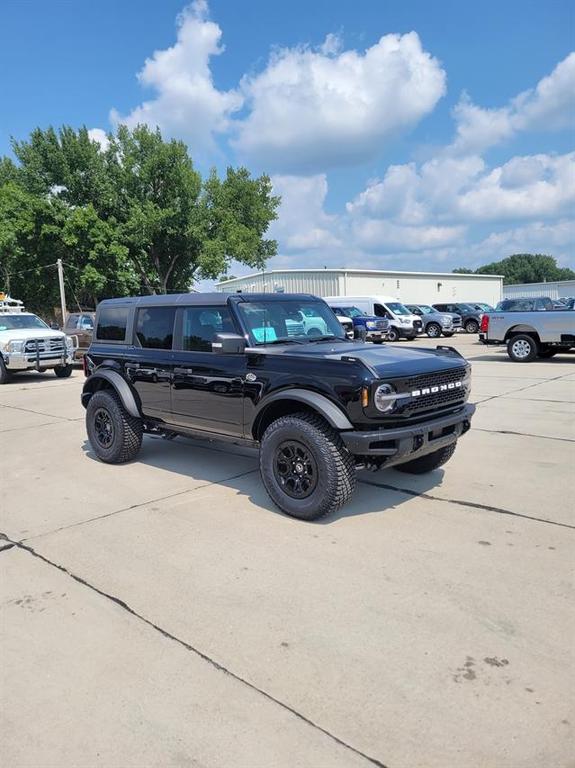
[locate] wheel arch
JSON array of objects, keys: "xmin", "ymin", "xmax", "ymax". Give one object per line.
[
  {"xmin": 504, "ymin": 325, "xmax": 541, "ymax": 342},
  {"xmin": 82, "ymin": 370, "xmax": 141, "ymax": 418},
  {"xmin": 251, "ymin": 389, "xmax": 353, "ymax": 441}
]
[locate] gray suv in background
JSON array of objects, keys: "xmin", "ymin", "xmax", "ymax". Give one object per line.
[
  {"xmin": 405, "ymin": 304, "xmax": 462, "ymax": 338},
  {"xmin": 432, "ymin": 303, "xmax": 483, "ymax": 334}
]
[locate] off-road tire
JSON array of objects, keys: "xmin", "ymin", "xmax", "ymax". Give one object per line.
[
  {"xmin": 426, "ymin": 322, "xmax": 441, "ymax": 338},
  {"xmin": 387, "ymin": 327, "xmax": 400, "ymax": 342},
  {"xmin": 507, "ymin": 334, "xmax": 538, "ymax": 362},
  {"xmin": 465, "ymin": 319, "xmax": 479, "ymax": 334},
  {"xmin": 54, "ymin": 364, "xmax": 73, "ymax": 378},
  {"xmin": 86, "ymin": 389, "xmax": 143, "ymax": 464},
  {"xmin": 260, "ymin": 411, "xmax": 356, "ymax": 521},
  {"xmin": 0, "ymin": 357, "xmax": 11, "ymax": 385},
  {"xmin": 396, "ymin": 442, "xmax": 457, "ymax": 475}
]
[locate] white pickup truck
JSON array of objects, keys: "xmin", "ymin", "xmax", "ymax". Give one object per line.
[
  {"xmin": 0, "ymin": 300, "xmax": 75, "ymax": 383},
  {"xmin": 479, "ymin": 309, "xmax": 575, "ymax": 362}
]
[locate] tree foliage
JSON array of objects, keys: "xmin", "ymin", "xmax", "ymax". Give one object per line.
[
  {"xmin": 0, "ymin": 125, "xmax": 280, "ymax": 313},
  {"xmin": 454, "ymin": 254, "xmax": 575, "ymax": 284}
]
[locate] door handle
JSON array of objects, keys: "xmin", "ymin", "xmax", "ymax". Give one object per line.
[{"xmin": 173, "ymin": 367, "xmax": 193, "ymax": 375}]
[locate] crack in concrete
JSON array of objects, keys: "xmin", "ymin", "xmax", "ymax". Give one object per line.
[
  {"xmin": 473, "ymin": 427, "xmax": 575, "ymax": 444},
  {"xmin": 358, "ymin": 479, "xmax": 575, "ymax": 531},
  {"xmin": 21, "ymin": 467, "xmax": 259, "ymax": 543},
  {"xmin": 473, "ymin": 371, "xmax": 573, "ymax": 406},
  {"xmin": 1, "ymin": 533, "xmax": 388, "ymax": 768},
  {"xmin": 0, "ymin": 402, "xmax": 80, "ymax": 422}
]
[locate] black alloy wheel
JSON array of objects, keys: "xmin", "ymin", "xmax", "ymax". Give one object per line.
[
  {"xmin": 273, "ymin": 440, "xmax": 319, "ymax": 499},
  {"xmin": 94, "ymin": 407, "xmax": 114, "ymax": 448}
]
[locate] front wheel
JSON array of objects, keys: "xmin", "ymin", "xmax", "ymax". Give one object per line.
[
  {"xmin": 54, "ymin": 364, "xmax": 73, "ymax": 378},
  {"xmin": 395, "ymin": 443, "xmax": 457, "ymax": 474},
  {"xmin": 260, "ymin": 412, "xmax": 356, "ymax": 520},
  {"xmin": 386, "ymin": 327, "xmax": 400, "ymax": 342},
  {"xmin": 0, "ymin": 357, "xmax": 11, "ymax": 385},
  {"xmin": 426, "ymin": 323, "xmax": 442, "ymax": 338},
  {"xmin": 507, "ymin": 334, "xmax": 538, "ymax": 362},
  {"xmin": 86, "ymin": 389, "xmax": 143, "ymax": 463}
]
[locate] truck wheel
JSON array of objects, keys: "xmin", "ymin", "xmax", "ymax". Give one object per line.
[
  {"xmin": 0, "ymin": 357, "xmax": 11, "ymax": 385},
  {"xmin": 426, "ymin": 323, "xmax": 441, "ymax": 338},
  {"xmin": 465, "ymin": 319, "xmax": 479, "ymax": 333},
  {"xmin": 54, "ymin": 364, "xmax": 73, "ymax": 378},
  {"xmin": 86, "ymin": 389, "xmax": 143, "ymax": 464},
  {"xmin": 387, "ymin": 327, "xmax": 400, "ymax": 342},
  {"xmin": 260, "ymin": 412, "xmax": 356, "ymax": 521},
  {"xmin": 395, "ymin": 443, "xmax": 457, "ymax": 475},
  {"xmin": 507, "ymin": 334, "xmax": 538, "ymax": 362}
]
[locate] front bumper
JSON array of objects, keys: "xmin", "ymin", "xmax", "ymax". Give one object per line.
[
  {"xmin": 340, "ymin": 403, "xmax": 475, "ymax": 466},
  {"xmin": 3, "ymin": 350, "xmax": 73, "ymax": 371}
]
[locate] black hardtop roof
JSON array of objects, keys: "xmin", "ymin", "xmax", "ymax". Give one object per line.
[{"xmin": 97, "ymin": 292, "xmax": 320, "ymax": 309}]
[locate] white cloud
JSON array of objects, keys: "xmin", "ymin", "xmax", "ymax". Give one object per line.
[
  {"xmin": 111, "ymin": 1, "xmax": 241, "ymax": 152},
  {"xmin": 233, "ymin": 31, "xmax": 446, "ymax": 172},
  {"xmin": 352, "ymin": 219, "xmax": 465, "ymax": 252},
  {"xmin": 269, "ymin": 175, "xmax": 342, "ymax": 251},
  {"xmin": 451, "ymin": 52, "xmax": 575, "ymax": 154},
  {"xmin": 88, "ymin": 128, "xmax": 110, "ymax": 151}
]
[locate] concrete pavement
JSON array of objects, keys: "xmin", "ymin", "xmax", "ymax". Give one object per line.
[{"xmin": 1, "ymin": 335, "xmax": 574, "ymax": 768}]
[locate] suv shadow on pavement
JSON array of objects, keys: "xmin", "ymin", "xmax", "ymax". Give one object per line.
[{"xmin": 81, "ymin": 434, "xmax": 444, "ymax": 523}]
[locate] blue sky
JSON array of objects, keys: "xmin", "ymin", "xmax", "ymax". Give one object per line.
[{"xmin": 2, "ymin": 0, "xmax": 574, "ymax": 275}]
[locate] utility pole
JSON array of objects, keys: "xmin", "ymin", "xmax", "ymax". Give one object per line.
[{"xmin": 57, "ymin": 259, "xmax": 67, "ymax": 325}]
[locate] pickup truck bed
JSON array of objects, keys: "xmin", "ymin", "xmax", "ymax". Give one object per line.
[{"xmin": 480, "ymin": 310, "xmax": 575, "ymax": 362}]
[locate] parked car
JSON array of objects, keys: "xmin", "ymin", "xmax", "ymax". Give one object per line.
[
  {"xmin": 470, "ymin": 302, "xmax": 495, "ymax": 313},
  {"xmin": 82, "ymin": 292, "xmax": 475, "ymax": 520},
  {"xmin": 432, "ymin": 303, "xmax": 483, "ymax": 334},
  {"xmin": 479, "ymin": 307, "xmax": 575, "ymax": 361},
  {"xmin": 495, "ymin": 297, "xmax": 554, "ymax": 312},
  {"xmin": 63, "ymin": 311, "xmax": 96, "ymax": 360},
  {"xmin": 405, "ymin": 304, "xmax": 462, "ymax": 338},
  {"xmin": 0, "ymin": 310, "xmax": 75, "ymax": 383},
  {"xmin": 324, "ymin": 301, "xmax": 389, "ymax": 343},
  {"xmin": 324, "ymin": 295, "xmax": 422, "ymax": 341}
]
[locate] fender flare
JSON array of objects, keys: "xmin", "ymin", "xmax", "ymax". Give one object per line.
[
  {"xmin": 253, "ymin": 388, "xmax": 354, "ymax": 432},
  {"xmin": 82, "ymin": 370, "xmax": 141, "ymax": 418},
  {"xmin": 504, "ymin": 324, "xmax": 540, "ymax": 339}
]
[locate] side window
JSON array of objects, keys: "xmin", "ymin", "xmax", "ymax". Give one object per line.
[
  {"xmin": 181, "ymin": 306, "xmax": 234, "ymax": 352},
  {"xmin": 435, "ymin": 304, "xmax": 445, "ymax": 312},
  {"xmin": 79, "ymin": 314, "xmax": 94, "ymax": 330},
  {"xmin": 374, "ymin": 303, "xmax": 390, "ymax": 319},
  {"xmin": 96, "ymin": 306, "xmax": 129, "ymax": 342},
  {"xmin": 135, "ymin": 307, "xmax": 176, "ymax": 349}
]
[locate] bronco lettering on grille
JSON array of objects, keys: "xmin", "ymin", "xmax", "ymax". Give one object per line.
[{"xmin": 412, "ymin": 381, "xmax": 463, "ymax": 397}]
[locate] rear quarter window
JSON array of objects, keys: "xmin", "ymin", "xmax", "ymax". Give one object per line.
[{"xmin": 95, "ymin": 306, "xmax": 129, "ymax": 342}]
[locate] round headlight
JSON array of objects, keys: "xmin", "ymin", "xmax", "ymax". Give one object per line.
[{"xmin": 374, "ymin": 383, "xmax": 397, "ymax": 413}]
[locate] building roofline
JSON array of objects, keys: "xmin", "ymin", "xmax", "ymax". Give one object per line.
[{"xmin": 217, "ymin": 268, "xmax": 504, "ymax": 285}]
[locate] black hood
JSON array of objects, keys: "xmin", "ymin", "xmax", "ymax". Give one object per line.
[{"xmin": 255, "ymin": 340, "xmax": 468, "ymax": 378}]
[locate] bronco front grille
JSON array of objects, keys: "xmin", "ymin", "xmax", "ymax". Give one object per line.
[{"xmin": 399, "ymin": 366, "xmax": 469, "ymax": 416}]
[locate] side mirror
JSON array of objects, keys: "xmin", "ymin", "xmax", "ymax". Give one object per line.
[{"xmin": 212, "ymin": 333, "xmax": 246, "ymax": 355}]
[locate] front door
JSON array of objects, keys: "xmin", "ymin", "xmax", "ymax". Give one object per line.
[
  {"xmin": 170, "ymin": 305, "xmax": 246, "ymax": 438},
  {"xmin": 125, "ymin": 305, "xmax": 176, "ymax": 422}
]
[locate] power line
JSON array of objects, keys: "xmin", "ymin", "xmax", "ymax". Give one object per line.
[{"xmin": 3, "ymin": 262, "xmax": 59, "ymax": 279}]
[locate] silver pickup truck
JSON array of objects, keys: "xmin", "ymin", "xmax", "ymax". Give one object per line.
[{"xmin": 479, "ymin": 310, "xmax": 575, "ymax": 361}]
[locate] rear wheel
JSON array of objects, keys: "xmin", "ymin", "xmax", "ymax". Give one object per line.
[
  {"xmin": 396, "ymin": 443, "xmax": 457, "ymax": 474},
  {"xmin": 260, "ymin": 412, "xmax": 356, "ymax": 520},
  {"xmin": 426, "ymin": 322, "xmax": 441, "ymax": 338},
  {"xmin": 54, "ymin": 364, "xmax": 73, "ymax": 378},
  {"xmin": 507, "ymin": 334, "xmax": 538, "ymax": 362},
  {"xmin": 465, "ymin": 319, "xmax": 479, "ymax": 334},
  {"xmin": 0, "ymin": 358, "xmax": 11, "ymax": 385},
  {"xmin": 86, "ymin": 389, "xmax": 143, "ymax": 463}
]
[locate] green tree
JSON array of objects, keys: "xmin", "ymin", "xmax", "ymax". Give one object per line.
[
  {"xmin": 6, "ymin": 124, "xmax": 280, "ymax": 298},
  {"xmin": 454, "ymin": 254, "xmax": 575, "ymax": 284}
]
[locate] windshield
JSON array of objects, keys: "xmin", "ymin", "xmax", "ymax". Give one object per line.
[
  {"xmin": 339, "ymin": 306, "xmax": 365, "ymax": 318},
  {"xmin": 237, "ymin": 299, "xmax": 346, "ymax": 345},
  {"xmin": 0, "ymin": 314, "xmax": 49, "ymax": 331},
  {"xmin": 417, "ymin": 305, "xmax": 434, "ymax": 314},
  {"xmin": 386, "ymin": 302, "xmax": 411, "ymax": 316}
]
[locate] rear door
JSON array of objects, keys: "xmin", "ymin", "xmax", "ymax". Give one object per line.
[
  {"xmin": 170, "ymin": 305, "xmax": 246, "ymax": 437},
  {"xmin": 127, "ymin": 306, "xmax": 175, "ymax": 421}
]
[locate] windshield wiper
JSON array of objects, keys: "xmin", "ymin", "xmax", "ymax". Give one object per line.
[
  {"xmin": 259, "ymin": 338, "xmax": 305, "ymax": 345},
  {"xmin": 307, "ymin": 335, "xmax": 343, "ymax": 342}
]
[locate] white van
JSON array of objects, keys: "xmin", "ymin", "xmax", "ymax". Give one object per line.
[{"xmin": 324, "ymin": 296, "xmax": 422, "ymax": 342}]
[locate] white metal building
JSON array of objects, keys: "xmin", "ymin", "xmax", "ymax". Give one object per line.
[
  {"xmin": 216, "ymin": 269, "xmax": 503, "ymax": 306},
  {"xmin": 502, "ymin": 279, "xmax": 575, "ymax": 299}
]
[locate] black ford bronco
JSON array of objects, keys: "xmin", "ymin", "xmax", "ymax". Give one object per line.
[{"xmin": 82, "ymin": 293, "xmax": 475, "ymax": 520}]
